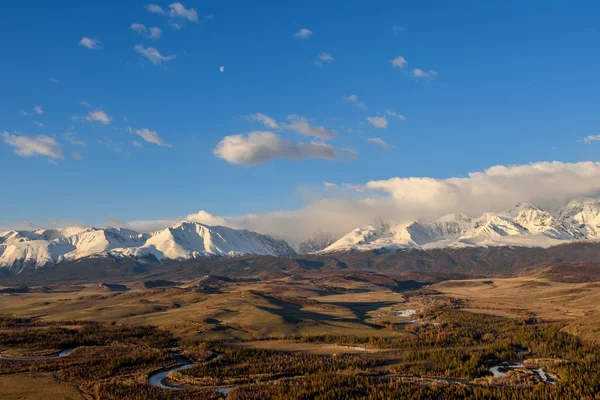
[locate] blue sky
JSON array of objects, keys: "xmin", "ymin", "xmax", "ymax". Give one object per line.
[{"xmin": 2, "ymin": 0, "xmax": 600, "ymax": 231}]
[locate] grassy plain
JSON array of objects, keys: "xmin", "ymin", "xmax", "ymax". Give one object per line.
[
  {"xmin": 0, "ymin": 373, "xmax": 87, "ymax": 400},
  {"xmin": 0, "ymin": 275, "xmax": 419, "ymax": 342},
  {"xmin": 432, "ymin": 275, "xmax": 600, "ymax": 342}
]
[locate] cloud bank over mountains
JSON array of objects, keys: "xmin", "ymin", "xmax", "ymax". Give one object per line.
[{"xmin": 71, "ymin": 160, "xmax": 600, "ymax": 247}]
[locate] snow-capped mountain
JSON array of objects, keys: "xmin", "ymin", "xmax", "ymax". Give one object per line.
[
  {"xmin": 299, "ymin": 231, "xmax": 339, "ymax": 253},
  {"xmin": 110, "ymin": 221, "xmax": 296, "ymax": 261},
  {"xmin": 0, "ymin": 222, "xmax": 296, "ymax": 272},
  {"xmin": 321, "ymin": 199, "xmax": 600, "ymax": 253}
]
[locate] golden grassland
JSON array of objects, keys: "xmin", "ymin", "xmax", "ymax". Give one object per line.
[
  {"xmin": 0, "ymin": 373, "xmax": 87, "ymax": 400},
  {"xmin": 431, "ymin": 276, "xmax": 600, "ymax": 342},
  {"xmin": 0, "ymin": 277, "xmax": 419, "ymax": 342}
]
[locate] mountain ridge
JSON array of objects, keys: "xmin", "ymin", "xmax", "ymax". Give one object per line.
[
  {"xmin": 320, "ymin": 198, "xmax": 600, "ymax": 253},
  {"xmin": 0, "ymin": 221, "xmax": 296, "ymax": 272}
]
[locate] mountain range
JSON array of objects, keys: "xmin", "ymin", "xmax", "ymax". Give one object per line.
[
  {"xmin": 2, "ymin": 198, "xmax": 600, "ymax": 272},
  {"xmin": 0, "ymin": 222, "xmax": 295, "ymax": 273},
  {"xmin": 322, "ymin": 198, "xmax": 600, "ymax": 252}
]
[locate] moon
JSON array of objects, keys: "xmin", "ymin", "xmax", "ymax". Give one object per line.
[{"xmin": 219, "ymin": 66, "xmax": 225, "ymax": 72}]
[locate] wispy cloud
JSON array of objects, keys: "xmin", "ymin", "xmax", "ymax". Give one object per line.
[
  {"xmin": 128, "ymin": 126, "xmax": 171, "ymax": 147},
  {"xmin": 147, "ymin": 3, "xmax": 198, "ymax": 22},
  {"xmin": 294, "ymin": 28, "xmax": 313, "ymax": 39},
  {"xmin": 132, "ymin": 140, "xmax": 143, "ymax": 148},
  {"xmin": 98, "ymin": 137, "xmax": 122, "ymax": 154},
  {"xmin": 79, "ymin": 37, "xmax": 101, "ymax": 50},
  {"xmin": 412, "ymin": 68, "xmax": 437, "ymax": 78},
  {"xmin": 64, "ymin": 131, "xmax": 86, "ymax": 147},
  {"xmin": 283, "ymin": 115, "xmax": 337, "ymax": 140},
  {"xmin": 130, "ymin": 23, "xmax": 162, "ymax": 40},
  {"xmin": 580, "ymin": 135, "xmax": 600, "ymax": 143},
  {"xmin": 386, "ymin": 110, "xmax": 405, "ymax": 121},
  {"xmin": 343, "ymin": 94, "xmax": 365, "ymax": 109},
  {"xmin": 21, "ymin": 106, "xmax": 43, "ymax": 116},
  {"xmin": 169, "ymin": 21, "xmax": 182, "ymax": 30},
  {"xmin": 85, "ymin": 110, "xmax": 112, "ymax": 124},
  {"xmin": 134, "ymin": 45, "xmax": 176, "ymax": 65},
  {"xmin": 368, "ymin": 137, "xmax": 394, "ymax": 149},
  {"xmin": 168, "ymin": 2, "xmax": 198, "ymax": 22},
  {"xmin": 34, "ymin": 121, "xmax": 44, "ymax": 127},
  {"xmin": 3, "ymin": 132, "xmax": 63, "ymax": 159},
  {"xmin": 367, "ymin": 116, "xmax": 388, "ymax": 129},
  {"xmin": 390, "ymin": 56, "xmax": 407, "ymax": 68},
  {"xmin": 314, "ymin": 52, "xmax": 333, "ymax": 65},
  {"xmin": 392, "ymin": 25, "xmax": 404, "ymax": 34},
  {"xmin": 213, "ymin": 131, "xmax": 350, "ymax": 165},
  {"xmin": 49, "ymin": 78, "xmax": 63, "ymax": 84},
  {"xmin": 71, "ymin": 151, "xmax": 83, "ymax": 160},
  {"xmin": 249, "ymin": 113, "xmax": 279, "ymax": 129},
  {"xmin": 146, "ymin": 4, "xmax": 165, "ymax": 14}
]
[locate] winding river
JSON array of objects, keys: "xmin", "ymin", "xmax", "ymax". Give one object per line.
[
  {"xmin": 489, "ymin": 362, "xmax": 554, "ymax": 384},
  {"xmin": 147, "ymin": 353, "xmax": 235, "ymax": 395},
  {"xmin": 0, "ymin": 348, "xmax": 76, "ymax": 361}
]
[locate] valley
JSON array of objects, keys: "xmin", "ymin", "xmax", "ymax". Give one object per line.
[{"xmin": 1, "ymin": 259, "xmax": 599, "ymax": 399}]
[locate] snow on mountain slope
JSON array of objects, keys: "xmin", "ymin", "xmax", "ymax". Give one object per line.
[
  {"xmin": 299, "ymin": 231, "xmax": 339, "ymax": 253},
  {"xmin": 558, "ymin": 198, "xmax": 600, "ymax": 238},
  {"xmin": 111, "ymin": 221, "xmax": 296, "ymax": 260},
  {"xmin": 0, "ymin": 227, "xmax": 150, "ymax": 272},
  {"xmin": 0, "ymin": 222, "xmax": 296, "ymax": 271},
  {"xmin": 322, "ymin": 200, "xmax": 600, "ymax": 253}
]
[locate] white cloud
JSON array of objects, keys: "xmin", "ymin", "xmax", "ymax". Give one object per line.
[
  {"xmin": 80, "ymin": 101, "xmax": 92, "ymax": 108},
  {"xmin": 130, "ymin": 23, "xmax": 146, "ymax": 34},
  {"xmin": 220, "ymin": 65, "xmax": 225, "ymax": 72},
  {"xmin": 314, "ymin": 52, "xmax": 333, "ymax": 65},
  {"xmin": 71, "ymin": 151, "xmax": 83, "ymax": 160},
  {"xmin": 168, "ymin": 2, "xmax": 198, "ymax": 22},
  {"xmin": 3, "ymin": 132, "xmax": 63, "ymax": 159},
  {"xmin": 169, "ymin": 21, "xmax": 182, "ymax": 30},
  {"xmin": 134, "ymin": 45, "xmax": 176, "ymax": 65},
  {"xmin": 114, "ymin": 160, "xmax": 600, "ymax": 246},
  {"xmin": 146, "ymin": 4, "xmax": 165, "ymax": 14},
  {"xmin": 64, "ymin": 131, "xmax": 86, "ymax": 147},
  {"xmin": 132, "ymin": 140, "xmax": 143, "ymax": 148},
  {"xmin": 283, "ymin": 115, "xmax": 337, "ymax": 139},
  {"xmin": 367, "ymin": 116, "xmax": 388, "ymax": 129},
  {"xmin": 49, "ymin": 78, "xmax": 63, "ymax": 84},
  {"xmin": 368, "ymin": 137, "xmax": 394, "ymax": 149},
  {"xmin": 249, "ymin": 113, "xmax": 279, "ymax": 129},
  {"xmin": 148, "ymin": 27, "xmax": 162, "ymax": 40},
  {"xmin": 323, "ymin": 181, "xmax": 338, "ymax": 189},
  {"xmin": 386, "ymin": 110, "xmax": 405, "ymax": 121},
  {"xmin": 339, "ymin": 147, "xmax": 358, "ymax": 159},
  {"xmin": 130, "ymin": 23, "xmax": 162, "ymax": 40},
  {"xmin": 295, "ymin": 28, "xmax": 313, "ymax": 38},
  {"xmin": 128, "ymin": 126, "xmax": 171, "ymax": 147},
  {"xmin": 343, "ymin": 94, "xmax": 365, "ymax": 109},
  {"xmin": 34, "ymin": 121, "xmax": 44, "ymax": 127},
  {"xmin": 390, "ymin": 56, "xmax": 407, "ymax": 68},
  {"xmin": 83, "ymin": 110, "xmax": 112, "ymax": 124},
  {"xmin": 79, "ymin": 37, "xmax": 101, "ymax": 50},
  {"xmin": 213, "ymin": 131, "xmax": 349, "ymax": 165},
  {"xmin": 580, "ymin": 135, "xmax": 600, "ymax": 143},
  {"xmin": 412, "ymin": 68, "xmax": 437, "ymax": 78},
  {"xmin": 33, "ymin": 105, "xmax": 43, "ymax": 115}
]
